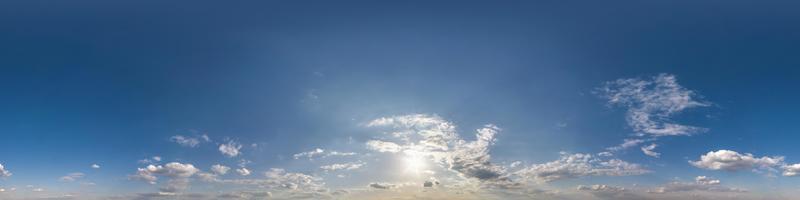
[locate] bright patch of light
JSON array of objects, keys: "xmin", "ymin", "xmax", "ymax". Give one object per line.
[{"xmin": 402, "ymin": 150, "xmax": 428, "ymax": 175}]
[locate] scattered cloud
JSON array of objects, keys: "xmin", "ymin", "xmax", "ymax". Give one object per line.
[
  {"xmin": 0, "ymin": 163, "xmax": 11, "ymax": 178},
  {"xmin": 516, "ymin": 152, "xmax": 650, "ymax": 182},
  {"xmin": 170, "ymin": 135, "xmax": 201, "ymax": 148},
  {"xmin": 641, "ymin": 143, "xmax": 661, "ymax": 158},
  {"xmin": 690, "ymin": 150, "xmax": 784, "ymax": 172},
  {"xmin": 606, "ymin": 139, "xmax": 646, "ymax": 151},
  {"xmin": 597, "ymin": 73, "xmax": 709, "ymax": 137},
  {"xmin": 293, "ymin": 148, "xmax": 358, "ymax": 160},
  {"xmin": 235, "ymin": 168, "xmax": 251, "ymax": 176},
  {"xmin": 219, "ymin": 140, "xmax": 243, "ymax": 157},
  {"xmin": 650, "ymin": 176, "xmax": 746, "ymax": 193},
  {"xmin": 781, "ymin": 163, "xmax": 800, "ymax": 177},
  {"xmin": 59, "ymin": 173, "xmax": 85, "ymax": 182},
  {"xmin": 129, "ymin": 162, "xmax": 200, "ymax": 193},
  {"xmin": 91, "ymin": 164, "xmax": 100, "ymax": 169},
  {"xmin": 320, "ymin": 161, "xmax": 365, "ymax": 172},
  {"xmin": 210, "ymin": 164, "xmax": 231, "ymax": 175},
  {"xmin": 365, "ymin": 114, "xmax": 513, "ymax": 185}
]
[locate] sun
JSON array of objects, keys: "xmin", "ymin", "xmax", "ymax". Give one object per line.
[{"xmin": 402, "ymin": 151, "xmax": 428, "ymax": 175}]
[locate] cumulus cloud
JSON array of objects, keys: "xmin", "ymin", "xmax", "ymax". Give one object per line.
[
  {"xmin": 597, "ymin": 74, "xmax": 709, "ymax": 137},
  {"xmin": 211, "ymin": 164, "xmax": 231, "ymax": 175},
  {"xmin": 641, "ymin": 143, "xmax": 661, "ymax": 158},
  {"xmin": 129, "ymin": 162, "xmax": 200, "ymax": 193},
  {"xmin": 690, "ymin": 150, "xmax": 784, "ymax": 172},
  {"xmin": 782, "ymin": 163, "xmax": 800, "ymax": 177},
  {"xmin": 235, "ymin": 168, "xmax": 251, "ymax": 176},
  {"xmin": 91, "ymin": 164, "xmax": 100, "ymax": 169},
  {"xmin": 516, "ymin": 152, "xmax": 650, "ymax": 182},
  {"xmin": 0, "ymin": 163, "xmax": 11, "ymax": 178},
  {"xmin": 59, "ymin": 172, "xmax": 85, "ymax": 182},
  {"xmin": 219, "ymin": 140, "xmax": 243, "ymax": 157},
  {"xmin": 320, "ymin": 161, "xmax": 365, "ymax": 172}
]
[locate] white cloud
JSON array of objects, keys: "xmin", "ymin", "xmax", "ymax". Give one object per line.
[
  {"xmin": 690, "ymin": 150, "xmax": 784, "ymax": 172},
  {"xmin": 59, "ymin": 172, "xmax": 85, "ymax": 182},
  {"xmin": 320, "ymin": 161, "xmax": 365, "ymax": 171},
  {"xmin": 577, "ymin": 184, "xmax": 629, "ymax": 198},
  {"xmin": 365, "ymin": 140, "xmax": 402, "ymax": 153},
  {"xmin": 695, "ymin": 176, "xmax": 720, "ymax": 185},
  {"xmin": 129, "ymin": 162, "xmax": 200, "ymax": 193},
  {"xmin": 0, "ymin": 163, "xmax": 11, "ymax": 178},
  {"xmin": 782, "ymin": 164, "xmax": 800, "ymax": 177},
  {"xmin": 211, "ymin": 164, "xmax": 231, "ymax": 175},
  {"xmin": 91, "ymin": 164, "xmax": 101, "ymax": 169},
  {"xmin": 641, "ymin": 143, "xmax": 661, "ymax": 158},
  {"xmin": 650, "ymin": 176, "xmax": 745, "ymax": 193},
  {"xmin": 365, "ymin": 114, "xmax": 511, "ymax": 184},
  {"xmin": 293, "ymin": 148, "xmax": 358, "ymax": 160},
  {"xmin": 607, "ymin": 139, "xmax": 646, "ymax": 151},
  {"xmin": 219, "ymin": 140, "xmax": 243, "ymax": 157},
  {"xmin": 597, "ymin": 74, "xmax": 709, "ymax": 137},
  {"xmin": 516, "ymin": 152, "xmax": 650, "ymax": 182},
  {"xmin": 170, "ymin": 135, "xmax": 201, "ymax": 147},
  {"xmin": 236, "ymin": 168, "xmax": 251, "ymax": 176}
]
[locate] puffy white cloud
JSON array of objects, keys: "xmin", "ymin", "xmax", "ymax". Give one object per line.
[
  {"xmin": 170, "ymin": 135, "xmax": 201, "ymax": 147},
  {"xmin": 0, "ymin": 163, "xmax": 11, "ymax": 178},
  {"xmin": 690, "ymin": 150, "xmax": 784, "ymax": 172},
  {"xmin": 597, "ymin": 74, "xmax": 709, "ymax": 137},
  {"xmin": 129, "ymin": 162, "xmax": 200, "ymax": 193},
  {"xmin": 59, "ymin": 172, "xmax": 85, "ymax": 182},
  {"xmin": 641, "ymin": 143, "xmax": 661, "ymax": 158},
  {"xmin": 235, "ymin": 168, "xmax": 251, "ymax": 176},
  {"xmin": 320, "ymin": 161, "xmax": 365, "ymax": 171},
  {"xmin": 211, "ymin": 164, "xmax": 231, "ymax": 175},
  {"xmin": 91, "ymin": 164, "xmax": 101, "ymax": 169},
  {"xmin": 782, "ymin": 164, "xmax": 800, "ymax": 176},
  {"xmin": 516, "ymin": 152, "xmax": 650, "ymax": 182},
  {"xmin": 219, "ymin": 140, "xmax": 243, "ymax": 157}
]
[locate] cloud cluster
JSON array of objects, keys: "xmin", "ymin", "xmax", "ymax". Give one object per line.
[
  {"xmin": 365, "ymin": 114, "xmax": 510, "ymax": 184},
  {"xmin": 219, "ymin": 140, "xmax": 243, "ymax": 157},
  {"xmin": 516, "ymin": 152, "xmax": 650, "ymax": 182},
  {"xmin": 690, "ymin": 150, "xmax": 784, "ymax": 172},
  {"xmin": 0, "ymin": 163, "xmax": 10, "ymax": 178},
  {"xmin": 597, "ymin": 73, "xmax": 709, "ymax": 137},
  {"xmin": 210, "ymin": 164, "xmax": 231, "ymax": 175},
  {"xmin": 129, "ymin": 162, "xmax": 200, "ymax": 193}
]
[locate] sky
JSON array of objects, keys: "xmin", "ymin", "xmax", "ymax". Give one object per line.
[{"xmin": 2, "ymin": 1, "xmax": 800, "ymax": 199}]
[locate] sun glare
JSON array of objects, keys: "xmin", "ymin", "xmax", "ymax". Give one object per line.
[{"xmin": 402, "ymin": 151, "xmax": 428, "ymax": 175}]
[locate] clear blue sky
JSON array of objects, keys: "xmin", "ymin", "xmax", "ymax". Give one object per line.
[{"xmin": 1, "ymin": 1, "xmax": 800, "ymax": 199}]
